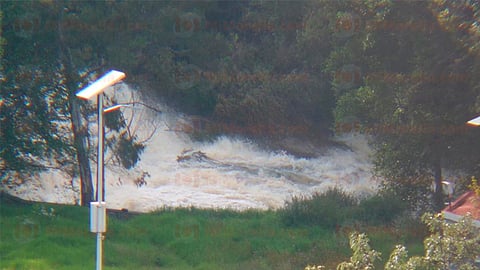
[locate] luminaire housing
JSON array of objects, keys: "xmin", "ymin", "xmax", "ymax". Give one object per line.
[
  {"xmin": 103, "ymin": 104, "xmax": 130, "ymax": 113},
  {"xmin": 467, "ymin": 116, "xmax": 480, "ymax": 126},
  {"xmin": 76, "ymin": 70, "xmax": 126, "ymax": 100}
]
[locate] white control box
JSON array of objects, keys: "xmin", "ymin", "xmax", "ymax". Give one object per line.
[{"xmin": 90, "ymin": 202, "xmax": 107, "ymax": 233}]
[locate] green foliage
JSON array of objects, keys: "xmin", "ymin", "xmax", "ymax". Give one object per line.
[
  {"xmin": 281, "ymin": 187, "xmax": 358, "ymax": 229},
  {"xmin": 338, "ymin": 232, "xmax": 382, "ymax": 270},
  {"xmin": 306, "ymin": 213, "xmax": 480, "ymax": 270},
  {"xmin": 114, "ymin": 133, "xmax": 145, "ymax": 170},
  {"xmin": 0, "ymin": 8, "xmax": 4, "ymax": 61},
  {"xmin": 0, "ymin": 2, "xmax": 147, "ymax": 187},
  {"xmin": 306, "ymin": 232, "xmax": 382, "ymax": 270},
  {"xmin": 0, "ymin": 2, "xmax": 72, "ymax": 176},
  {"xmin": 281, "ymin": 188, "xmax": 408, "ymax": 229},
  {"xmin": 468, "ymin": 176, "xmax": 480, "ymax": 196},
  {"xmin": 1, "ymin": 192, "xmax": 430, "ymax": 269},
  {"xmin": 357, "ymin": 192, "xmax": 408, "ymax": 226},
  {"xmin": 419, "ymin": 213, "xmax": 480, "ymax": 270},
  {"xmin": 331, "ymin": 0, "xmax": 480, "ymax": 210},
  {"xmin": 104, "ymin": 108, "xmax": 126, "ymax": 132}
]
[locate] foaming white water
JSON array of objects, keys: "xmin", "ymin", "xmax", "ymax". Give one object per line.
[
  {"xmin": 6, "ymin": 85, "xmax": 378, "ymax": 212},
  {"xmin": 105, "ymin": 133, "xmax": 377, "ymax": 212}
]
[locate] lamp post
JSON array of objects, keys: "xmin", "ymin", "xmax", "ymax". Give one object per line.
[{"xmin": 76, "ymin": 70, "xmax": 126, "ymax": 270}]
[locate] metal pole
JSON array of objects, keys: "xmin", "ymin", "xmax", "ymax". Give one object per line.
[
  {"xmin": 97, "ymin": 93, "xmax": 104, "ymax": 204},
  {"xmin": 96, "ymin": 94, "xmax": 104, "ymax": 270},
  {"xmin": 96, "ymin": 233, "xmax": 102, "ymax": 270}
]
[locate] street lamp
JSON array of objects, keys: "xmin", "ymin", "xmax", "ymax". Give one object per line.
[{"xmin": 76, "ymin": 70, "xmax": 126, "ymax": 270}]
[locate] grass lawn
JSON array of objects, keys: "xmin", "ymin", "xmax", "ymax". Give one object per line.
[{"xmin": 0, "ymin": 192, "xmax": 425, "ymax": 270}]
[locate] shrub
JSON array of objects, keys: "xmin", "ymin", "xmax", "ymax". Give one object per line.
[
  {"xmin": 280, "ymin": 187, "xmax": 357, "ymax": 229},
  {"xmin": 468, "ymin": 176, "xmax": 480, "ymax": 196},
  {"xmin": 281, "ymin": 188, "xmax": 410, "ymax": 229},
  {"xmin": 357, "ymin": 192, "xmax": 408, "ymax": 226},
  {"xmin": 306, "ymin": 213, "xmax": 480, "ymax": 270}
]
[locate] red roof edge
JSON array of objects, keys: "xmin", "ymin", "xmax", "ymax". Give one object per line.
[
  {"xmin": 442, "ymin": 191, "xmax": 480, "ymax": 227},
  {"xmin": 443, "ymin": 191, "xmax": 475, "ymax": 212}
]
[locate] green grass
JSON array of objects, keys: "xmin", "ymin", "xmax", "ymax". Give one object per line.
[{"xmin": 0, "ymin": 193, "xmax": 425, "ymax": 270}]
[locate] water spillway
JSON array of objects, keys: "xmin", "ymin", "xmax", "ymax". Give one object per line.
[{"xmin": 6, "ymin": 86, "xmax": 378, "ymax": 212}]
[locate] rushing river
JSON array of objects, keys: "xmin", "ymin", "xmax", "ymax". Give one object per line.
[{"xmin": 7, "ymin": 85, "xmax": 378, "ymax": 212}]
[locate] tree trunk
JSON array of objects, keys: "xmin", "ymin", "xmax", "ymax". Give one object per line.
[
  {"xmin": 57, "ymin": 6, "xmax": 94, "ymax": 206},
  {"xmin": 433, "ymin": 157, "xmax": 444, "ymax": 212},
  {"xmin": 69, "ymin": 96, "xmax": 94, "ymax": 206}
]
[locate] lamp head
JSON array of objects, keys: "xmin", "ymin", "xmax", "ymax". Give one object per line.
[
  {"xmin": 76, "ymin": 70, "xmax": 126, "ymax": 100},
  {"xmin": 467, "ymin": 116, "xmax": 480, "ymax": 127}
]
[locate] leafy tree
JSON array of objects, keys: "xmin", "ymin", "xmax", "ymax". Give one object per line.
[
  {"xmin": 306, "ymin": 213, "xmax": 480, "ymax": 270},
  {"xmin": 208, "ymin": 0, "xmax": 335, "ymax": 138},
  {"xmin": 385, "ymin": 213, "xmax": 480, "ymax": 270},
  {"xmin": 0, "ymin": 6, "xmax": 4, "ymax": 61},
  {"xmin": 0, "ymin": 1, "xmax": 146, "ymax": 205},
  {"xmin": 306, "ymin": 232, "xmax": 381, "ymax": 270},
  {"xmin": 1, "ymin": 2, "xmax": 74, "ymax": 175},
  {"xmin": 338, "ymin": 232, "xmax": 381, "ymax": 270},
  {"xmin": 469, "ymin": 177, "xmax": 480, "ymax": 196},
  {"xmin": 332, "ymin": 0, "xmax": 480, "ymax": 211}
]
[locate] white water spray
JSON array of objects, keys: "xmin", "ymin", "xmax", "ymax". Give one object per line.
[{"xmin": 6, "ymin": 85, "xmax": 378, "ymax": 212}]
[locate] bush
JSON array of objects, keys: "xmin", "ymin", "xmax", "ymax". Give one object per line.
[
  {"xmin": 280, "ymin": 187, "xmax": 357, "ymax": 229},
  {"xmin": 281, "ymin": 188, "xmax": 409, "ymax": 229},
  {"xmin": 356, "ymin": 192, "xmax": 408, "ymax": 226}
]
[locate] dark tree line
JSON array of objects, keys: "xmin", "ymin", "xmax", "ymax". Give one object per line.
[{"xmin": 1, "ymin": 0, "xmax": 479, "ymax": 210}]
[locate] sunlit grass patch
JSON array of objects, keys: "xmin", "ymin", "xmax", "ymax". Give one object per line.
[{"xmin": 0, "ymin": 192, "xmax": 424, "ymax": 270}]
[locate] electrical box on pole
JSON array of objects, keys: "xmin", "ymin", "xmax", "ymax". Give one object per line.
[{"xmin": 90, "ymin": 202, "xmax": 107, "ymax": 233}]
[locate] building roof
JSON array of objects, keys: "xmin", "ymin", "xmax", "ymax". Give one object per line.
[{"xmin": 442, "ymin": 191, "xmax": 480, "ymax": 227}]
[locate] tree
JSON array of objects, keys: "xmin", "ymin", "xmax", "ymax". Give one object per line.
[
  {"xmin": 0, "ymin": 1, "xmax": 146, "ymax": 205},
  {"xmin": 337, "ymin": 232, "xmax": 381, "ymax": 270},
  {"xmin": 206, "ymin": 0, "xmax": 336, "ymax": 139},
  {"xmin": 387, "ymin": 213, "xmax": 480, "ymax": 270},
  {"xmin": 0, "ymin": 6, "xmax": 4, "ymax": 62},
  {"xmin": 1, "ymin": 2, "xmax": 73, "ymax": 176},
  {"xmin": 331, "ymin": 0, "xmax": 480, "ymax": 211},
  {"xmin": 306, "ymin": 213, "xmax": 480, "ymax": 270}
]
